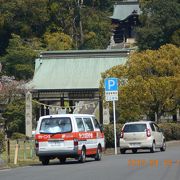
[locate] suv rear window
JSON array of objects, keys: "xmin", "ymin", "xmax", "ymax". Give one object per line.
[{"xmin": 123, "ymin": 124, "xmax": 147, "ymax": 133}]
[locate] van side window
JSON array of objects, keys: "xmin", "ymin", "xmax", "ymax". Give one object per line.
[
  {"xmin": 83, "ymin": 118, "xmax": 94, "ymax": 131},
  {"xmin": 92, "ymin": 117, "xmax": 100, "ymax": 130},
  {"xmin": 75, "ymin": 118, "xmax": 85, "ymax": 132}
]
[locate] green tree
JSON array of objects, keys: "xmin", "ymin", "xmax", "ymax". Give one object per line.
[
  {"xmin": 47, "ymin": 0, "xmax": 112, "ymax": 49},
  {"xmin": 0, "ymin": 34, "xmax": 37, "ymax": 80},
  {"xmin": 3, "ymin": 98, "xmax": 25, "ymax": 137},
  {"xmin": 137, "ymin": 0, "xmax": 180, "ymax": 50},
  {"xmin": 0, "ymin": 78, "xmax": 39, "ymax": 137},
  {"xmin": 0, "ymin": 0, "xmax": 49, "ymax": 54},
  {"xmin": 80, "ymin": 8, "xmax": 112, "ymax": 49},
  {"xmin": 44, "ymin": 32, "xmax": 73, "ymax": 50},
  {"xmin": 0, "ymin": 78, "xmax": 26, "ymax": 137},
  {"xmin": 0, "ymin": 0, "xmax": 112, "ymax": 53},
  {"xmin": 83, "ymin": 0, "xmax": 113, "ymax": 11},
  {"xmin": 101, "ymin": 44, "xmax": 180, "ymax": 122}
]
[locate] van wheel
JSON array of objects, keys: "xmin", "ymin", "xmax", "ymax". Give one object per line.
[
  {"xmin": 79, "ymin": 148, "xmax": 86, "ymax": 163},
  {"xmin": 120, "ymin": 149, "xmax": 126, "ymax": 154},
  {"xmin": 41, "ymin": 158, "xmax": 49, "ymax": 165},
  {"xmin": 95, "ymin": 146, "xmax": 102, "ymax": 161},
  {"xmin": 59, "ymin": 157, "xmax": 66, "ymax": 164},
  {"xmin": 160, "ymin": 140, "xmax": 166, "ymax": 152},
  {"xmin": 150, "ymin": 142, "xmax": 156, "ymax": 153}
]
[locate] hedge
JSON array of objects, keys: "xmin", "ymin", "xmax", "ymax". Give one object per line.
[
  {"xmin": 11, "ymin": 132, "xmax": 26, "ymax": 140},
  {"xmin": 104, "ymin": 123, "xmax": 180, "ymax": 148},
  {"xmin": 103, "ymin": 124, "xmax": 123, "ymax": 148},
  {"xmin": 159, "ymin": 123, "xmax": 180, "ymax": 141}
]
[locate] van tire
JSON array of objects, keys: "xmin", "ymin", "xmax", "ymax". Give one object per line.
[
  {"xmin": 95, "ymin": 146, "xmax": 102, "ymax": 161},
  {"xmin": 79, "ymin": 148, "xmax": 86, "ymax": 163},
  {"xmin": 120, "ymin": 149, "xmax": 126, "ymax": 154},
  {"xmin": 59, "ymin": 157, "xmax": 66, "ymax": 164},
  {"xmin": 41, "ymin": 158, "xmax": 49, "ymax": 165}
]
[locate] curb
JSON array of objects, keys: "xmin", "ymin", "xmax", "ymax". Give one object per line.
[
  {"xmin": 166, "ymin": 140, "xmax": 180, "ymax": 147},
  {"xmin": 0, "ymin": 165, "xmax": 9, "ymax": 170}
]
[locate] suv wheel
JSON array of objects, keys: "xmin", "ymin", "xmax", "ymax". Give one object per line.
[
  {"xmin": 150, "ymin": 142, "xmax": 156, "ymax": 153},
  {"xmin": 160, "ymin": 140, "xmax": 166, "ymax": 152}
]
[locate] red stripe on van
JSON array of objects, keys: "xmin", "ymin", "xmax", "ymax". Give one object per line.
[{"xmin": 35, "ymin": 132, "xmax": 104, "ymax": 142}]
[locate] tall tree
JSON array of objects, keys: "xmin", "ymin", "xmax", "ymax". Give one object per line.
[
  {"xmin": 43, "ymin": 32, "xmax": 73, "ymax": 50},
  {"xmin": 101, "ymin": 44, "xmax": 180, "ymax": 122},
  {"xmin": 47, "ymin": 0, "xmax": 112, "ymax": 49},
  {"xmin": 137, "ymin": 0, "xmax": 180, "ymax": 50},
  {"xmin": 0, "ymin": 0, "xmax": 49, "ymax": 54},
  {"xmin": 0, "ymin": 34, "xmax": 37, "ymax": 80},
  {"xmin": 0, "ymin": 77, "xmax": 25, "ymax": 137},
  {"xmin": 80, "ymin": 7, "xmax": 112, "ymax": 49}
]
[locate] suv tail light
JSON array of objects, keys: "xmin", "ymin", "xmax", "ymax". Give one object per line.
[
  {"xmin": 74, "ymin": 138, "xmax": 78, "ymax": 146},
  {"xmin": 120, "ymin": 131, "xmax": 124, "ymax": 138},
  {"xmin": 146, "ymin": 129, "xmax": 151, "ymax": 137}
]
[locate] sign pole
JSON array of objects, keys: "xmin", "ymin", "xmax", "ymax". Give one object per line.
[
  {"xmin": 113, "ymin": 100, "xmax": 117, "ymax": 155},
  {"xmin": 104, "ymin": 78, "xmax": 118, "ymax": 155}
]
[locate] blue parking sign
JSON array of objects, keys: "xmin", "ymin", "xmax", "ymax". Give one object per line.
[{"xmin": 104, "ymin": 78, "xmax": 118, "ymax": 91}]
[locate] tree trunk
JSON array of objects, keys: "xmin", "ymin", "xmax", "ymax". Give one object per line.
[{"xmin": 78, "ymin": 0, "xmax": 84, "ymax": 45}]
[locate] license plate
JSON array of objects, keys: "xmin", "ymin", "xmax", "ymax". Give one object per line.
[
  {"xmin": 130, "ymin": 143, "xmax": 140, "ymax": 147},
  {"xmin": 49, "ymin": 140, "xmax": 63, "ymax": 146}
]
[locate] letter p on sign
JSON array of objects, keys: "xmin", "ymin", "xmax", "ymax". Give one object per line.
[
  {"xmin": 108, "ymin": 80, "xmax": 115, "ymax": 90},
  {"xmin": 104, "ymin": 78, "xmax": 118, "ymax": 91}
]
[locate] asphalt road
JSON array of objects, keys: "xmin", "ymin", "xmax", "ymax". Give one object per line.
[{"xmin": 0, "ymin": 144, "xmax": 180, "ymax": 180}]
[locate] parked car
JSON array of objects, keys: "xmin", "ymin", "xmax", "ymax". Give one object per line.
[{"xmin": 119, "ymin": 121, "xmax": 166, "ymax": 154}]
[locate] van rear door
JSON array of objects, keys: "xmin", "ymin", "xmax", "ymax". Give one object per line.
[{"xmin": 37, "ymin": 117, "xmax": 74, "ymax": 151}]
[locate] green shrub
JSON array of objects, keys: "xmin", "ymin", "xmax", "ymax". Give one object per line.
[
  {"xmin": 103, "ymin": 124, "xmax": 123, "ymax": 148},
  {"xmin": 11, "ymin": 132, "xmax": 26, "ymax": 140},
  {"xmin": 0, "ymin": 132, "xmax": 5, "ymax": 153},
  {"xmin": 159, "ymin": 123, "xmax": 180, "ymax": 141}
]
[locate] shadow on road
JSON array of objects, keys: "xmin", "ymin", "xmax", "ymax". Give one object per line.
[
  {"xmin": 31, "ymin": 159, "xmax": 96, "ymax": 167},
  {"xmin": 119, "ymin": 149, "xmax": 162, "ymax": 155}
]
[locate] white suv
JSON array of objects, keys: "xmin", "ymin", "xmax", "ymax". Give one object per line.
[{"xmin": 119, "ymin": 121, "xmax": 166, "ymax": 154}]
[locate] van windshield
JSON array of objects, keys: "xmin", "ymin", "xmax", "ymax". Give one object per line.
[
  {"xmin": 40, "ymin": 117, "xmax": 72, "ymax": 134},
  {"xmin": 123, "ymin": 124, "xmax": 147, "ymax": 133}
]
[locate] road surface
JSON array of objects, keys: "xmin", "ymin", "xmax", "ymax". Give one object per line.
[{"xmin": 0, "ymin": 144, "xmax": 180, "ymax": 180}]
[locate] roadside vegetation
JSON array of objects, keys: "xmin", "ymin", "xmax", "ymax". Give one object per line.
[{"xmin": 101, "ymin": 44, "xmax": 180, "ymax": 122}]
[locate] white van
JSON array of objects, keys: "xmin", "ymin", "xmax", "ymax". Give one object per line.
[{"xmin": 35, "ymin": 114, "xmax": 105, "ymax": 165}]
